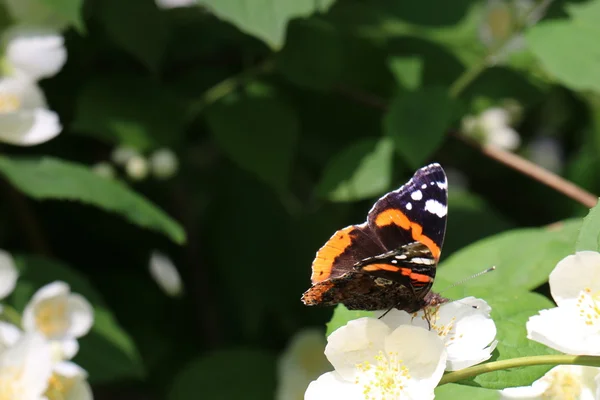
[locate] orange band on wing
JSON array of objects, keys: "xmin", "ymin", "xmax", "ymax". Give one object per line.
[
  {"xmin": 375, "ymin": 209, "xmax": 441, "ymax": 259},
  {"xmin": 311, "ymin": 226, "xmax": 354, "ymax": 283},
  {"xmin": 362, "ymin": 263, "xmax": 400, "ymax": 272},
  {"xmin": 399, "ymin": 267, "xmax": 433, "ymax": 283}
]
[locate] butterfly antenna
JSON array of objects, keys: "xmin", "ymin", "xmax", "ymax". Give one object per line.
[{"xmin": 438, "ymin": 266, "xmax": 496, "ymax": 294}]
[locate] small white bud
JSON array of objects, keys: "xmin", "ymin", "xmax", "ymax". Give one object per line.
[
  {"xmin": 150, "ymin": 148, "xmax": 179, "ymax": 180},
  {"xmin": 125, "ymin": 155, "xmax": 149, "ymax": 181},
  {"xmin": 91, "ymin": 162, "xmax": 115, "ymax": 179},
  {"xmin": 149, "ymin": 251, "xmax": 183, "ymax": 297}
]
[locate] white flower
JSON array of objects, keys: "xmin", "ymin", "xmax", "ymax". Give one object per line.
[
  {"xmin": 305, "ymin": 318, "xmax": 447, "ymax": 400},
  {"xmin": 155, "ymin": 0, "xmax": 197, "ymax": 9},
  {"xmin": 46, "ymin": 361, "xmax": 93, "ymax": 400},
  {"xmin": 0, "ymin": 249, "xmax": 18, "ymax": 299},
  {"xmin": 149, "ymin": 251, "xmax": 183, "ymax": 297},
  {"xmin": 275, "ymin": 328, "xmax": 330, "ymax": 400},
  {"xmin": 125, "ymin": 155, "xmax": 149, "ymax": 181},
  {"xmin": 23, "ymin": 281, "xmax": 94, "ymax": 352},
  {"xmin": 378, "ymin": 297, "xmax": 497, "ymax": 371},
  {"xmin": 150, "ymin": 148, "xmax": 179, "ymax": 179},
  {"xmin": 0, "ymin": 332, "xmax": 53, "ymax": 399},
  {"xmin": 4, "ymin": 27, "xmax": 67, "ymax": 81},
  {"xmin": 527, "ymin": 251, "xmax": 600, "ymax": 355},
  {"xmin": 499, "ymin": 365, "xmax": 600, "ymax": 399},
  {"xmin": 0, "ymin": 76, "xmax": 61, "ymax": 146},
  {"xmin": 461, "ymin": 107, "xmax": 521, "ymax": 150}
]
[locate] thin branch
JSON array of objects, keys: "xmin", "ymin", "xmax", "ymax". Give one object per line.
[
  {"xmin": 187, "ymin": 59, "xmax": 274, "ymax": 117},
  {"xmin": 335, "ymin": 86, "xmax": 598, "ymax": 209},
  {"xmin": 456, "ymin": 134, "xmax": 598, "ymax": 208}
]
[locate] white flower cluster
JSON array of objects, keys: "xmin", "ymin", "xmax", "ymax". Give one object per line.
[
  {"xmin": 92, "ymin": 146, "xmax": 179, "ymax": 182},
  {"xmin": 275, "ymin": 250, "xmax": 600, "ymax": 399},
  {"xmin": 461, "ymin": 103, "xmax": 522, "ymax": 151},
  {"xmin": 0, "ymin": 2, "xmax": 71, "ymax": 146},
  {"xmin": 0, "ymin": 249, "xmax": 94, "ymax": 399},
  {"xmin": 304, "ymin": 298, "xmax": 497, "ymax": 399}
]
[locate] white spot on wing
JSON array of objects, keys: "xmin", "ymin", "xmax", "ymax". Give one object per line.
[
  {"xmin": 395, "ymin": 254, "xmax": 407, "ymax": 260},
  {"xmin": 421, "ymin": 184, "xmax": 427, "ymax": 189},
  {"xmin": 437, "ymin": 180, "xmax": 448, "ymax": 190},
  {"xmin": 425, "ymin": 199, "xmax": 447, "ymax": 218},
  {"xmin": 391, "ymin": 259, "xmax": 398, "ymax": 264},
  {"xmin": 411, "ymin": 257, "xmax": 435, "ymax": 265},
  {"xmin": 406, "ymin": 202, "xmax": 412, "ymax": 210},
  {"xmin": 411, "ymin": 190, "xmax": 423, "ymax": 201}
]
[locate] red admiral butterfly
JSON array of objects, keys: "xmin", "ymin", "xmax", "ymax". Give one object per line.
[{"xmin": 302, "ymin": 163, "xmax": 449, "ymax": 313}]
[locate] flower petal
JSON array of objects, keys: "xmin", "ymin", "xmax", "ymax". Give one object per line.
[
  {"xmin": 550, "ymin": 251, "xmax": 600, "ymax": 305},
  {"xmin": 5, "ymin": 27, "xmax": 67, "ymax": 80},
  {"xmin": 324, "ymin": 317, "xmax": 390, "ymax": 382},
  {"xmin": 304, "ymin": 371, "xmax": 363, "ymax": 400},
  {"xmin": 527, "ymin": 306, "xmax": 600, "ymax": 355},
  {"xmin": 149, "ymin": 251, "xmax": 183, "ymax": 297},
  {"xmin": 0, "ymin": 332, "xmax": 53, "ymax": 398},
  {"xmin": 275, "ymin": 328, "xmax": 330, "ymax": 400},
  {"xmin": 500, "ymin": 365, "xmax": 600, "ymax": 400},
  {"xmin": 384, "ymin": 324, "xmax": 447, "ymax": 386},
  {"xmin": 51, "ymin": 361, "xmax": 93, "ymax": 400},
  {"xmin": 0, "ymin": 249, "xmax": 18, "ymax": 299},
  {"xmin": 0, "ymin": 321, "xmax": 21, "ymax": 350},
  {"xmin": 66, "ymin": 293, "xmax": 93, "ymax": 338}
]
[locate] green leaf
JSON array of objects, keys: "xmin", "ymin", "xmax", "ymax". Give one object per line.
[
  {"xmin": 444, "ymin": 190, "xmax": 514, "ymax": 256},
  {"xmin": 576, "ymin": 199, "xmax": 600, "ymax": 251},
  {"xmin": 168, "ymin": 349, "xmax": 276, "ymax": 400},
  {"xmin": 96, "ymin": 0, "xmax": 168, "ymax": 72},
  {"xmin": 388, "ymin": 56, "xmax": 422, "ymax": 91},
  {"xmin": 435, "ymin": 383, "xmax": 498, "ymax": 400},
  {"xmin": 326, "ymin": 304, "xmax": 373, "ymax": 336},
  {"xmin": 40, "ymin": 0, "xmax": 85, "ymax": 31},
  {"xmin": 316, "ymin": 137, "xmax": 394, "ymax": 202},
  {"xmin": 526, "ymin": 0, "xmax": 600, "ymax": 93},
  {"xmin": 383, "ymin": 87, "xmax": 453, "ymax": 168},
  {"xmin": 463, "ymin": 292, "xmax": 559, "ymax": 389},
  {"xmin": 10, "ymin": 255, "xmax": 144, "ymax": 384},
  {"xmin": 277, "ymin": 19, "xmax": 343, "ymax": 90},
  {"xmin": 0, "ymin": 156, "xmax": 186, "ymax": 244},
  {"xmin": 198, "ymin": 0, "xmax": 336, "ymax": 49},
  {"xmin": 205, "ymin": 83, "xmax": 299, "ymax": 192},
  {"xmin": 73, "ymin": 75, "xmax": 188, "ymax": 150},
  {"xmin": 434, "ymin": 220, "xmax": 580, "ymax": 299}
]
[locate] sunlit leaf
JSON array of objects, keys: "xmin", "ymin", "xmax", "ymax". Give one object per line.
[{"xmin": 0, "ymin": 156, "xmax": 185, "ymax": 244}]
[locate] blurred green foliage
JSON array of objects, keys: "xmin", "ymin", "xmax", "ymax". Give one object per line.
[{"xmin": 2, "ymin": 0, "xmax": 600, "ymax": 398}]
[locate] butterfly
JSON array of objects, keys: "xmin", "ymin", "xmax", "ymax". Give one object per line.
[{"xmin": 302, "ymin": 163, "xmax": 448, "ymax": 313}]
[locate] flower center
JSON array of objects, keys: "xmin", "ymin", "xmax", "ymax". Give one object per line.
[
  {"xmin": 540, "ymin": 367, "xmax": 582, "ymax": 399},
  {"xmin": 0, "ymin": 366, "xmax": 23, "ymax": 399},
  {"xmin": 576, "ymin": 287, "xmax": 600, "ymax": 330},
  {"xmin": 46, "ymin": 373, "xmax": 75, "ymax": 400},
  {"xmin": 423, "ymin": 307, "xmax": 461, "ymax": 344},
  {"xmin": 35, "ymin": 299, "xmax": 68, "ymax": 337},
  {"xmin": 0, "ymin": 93, "xmax": 21, "ymax": 114},
  {"xmin": 355, "ymin": 350, "xmax": 411, "ymax": 400}
]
